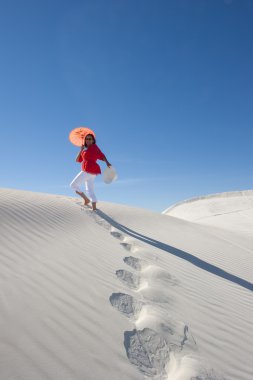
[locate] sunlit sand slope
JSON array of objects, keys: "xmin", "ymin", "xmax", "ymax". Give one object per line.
[{"xmin": 0, "ymin": 188, "xmax": 253, "ymax": 380}]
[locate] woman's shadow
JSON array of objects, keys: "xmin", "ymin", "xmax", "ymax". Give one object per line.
[{"xmin": 96, "ymin": 210, "xmax": 253, "ymax": 292}]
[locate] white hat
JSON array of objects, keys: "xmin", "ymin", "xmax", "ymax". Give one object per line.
[{"xmin": 103, "ymin": 166, "xmax": 118, "ymax": 184}]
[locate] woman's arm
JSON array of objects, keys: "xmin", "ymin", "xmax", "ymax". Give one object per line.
[
  {"xmin": 76, "ymin": 145, "xmax": 84, "ymax": 162},
  {"xmin": 103, "ymin": 155, "xmax": 111, "ymax": 167}
]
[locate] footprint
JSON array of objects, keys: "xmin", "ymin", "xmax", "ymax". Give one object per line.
[
  {"xmin": 123, "ymin": 256, "xmax": 144, "ymax": 271},
  {"xmin": 116, "ymin": 270, "xmax": 140, "ymax": 289},
  {"xmin": 124, "ymin": 328, "xmax": 170, "ymax": 377},
  {"xmin": 110, "ymin": 230, "xmax": 124, "ymax": 240},
  {"xmin": 195, "ymin": 368, "xmax": 226, "ymax": 380},
  {"xmin": 154, "ymin": 272, "xmax": 179, "ymax": 287},
  {"xmin": 109, "ymin": 293, "xmax": 143, "ymax": 319},
  {"xmin": 143, "ymin": 266, "xmax": 180, "ymax": 287},
  {"xmin": 120, "ymin": 242, "xmax": 133, "ymax": 251},
  {"xmin": 140, "ymin": 287, "xmax": 172, "ymax": 304}
]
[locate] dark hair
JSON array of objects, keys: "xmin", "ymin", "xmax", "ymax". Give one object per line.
[{"xmin": 84, "ymin": 134, "xmax": 96, "ymax": 147}]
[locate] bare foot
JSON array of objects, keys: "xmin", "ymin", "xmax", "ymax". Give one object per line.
[{"xmin": 76, "ymin": 191, "xmax": 90, "ymax": 206}]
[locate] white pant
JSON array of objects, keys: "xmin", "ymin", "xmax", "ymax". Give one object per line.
[{"xmin": 70, "ymin": 171, "xmax": 97, "ymax": 202}]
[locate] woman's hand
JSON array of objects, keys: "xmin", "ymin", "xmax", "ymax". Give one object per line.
[
  {"xmin": 105, "ymin": 159, "xmax": 111, "ymax": 167},
  {"xmin": 103, "ymin": 155, "xmax": 111, "ymax": 167},
  {"xmin": 75, "ymin": 145, "xmax": 84, "ymax": 162}
]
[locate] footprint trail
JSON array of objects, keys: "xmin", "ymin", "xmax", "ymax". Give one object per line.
[{"xmin": 81, "ymin": 206, "xmax": 226, "ymax": 380}]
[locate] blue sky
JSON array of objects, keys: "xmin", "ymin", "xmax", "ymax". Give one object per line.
[{"xmin": 1, "ymin": 0, "xmax": 253, "ymax": 211}]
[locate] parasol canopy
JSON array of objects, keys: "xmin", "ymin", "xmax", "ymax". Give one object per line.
[{"xmin": 69, "ymin": 127, "xmax": 96, "ymax": 147}]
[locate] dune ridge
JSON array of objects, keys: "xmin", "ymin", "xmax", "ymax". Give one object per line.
[{"xmin": 163, "ymin": 190, "xmax": 253, "ymax": 235}]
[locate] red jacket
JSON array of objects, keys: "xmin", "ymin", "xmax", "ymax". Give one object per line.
[{"xmin": 77, "ymin": 144, "xmax": 105, "ymax": 175}]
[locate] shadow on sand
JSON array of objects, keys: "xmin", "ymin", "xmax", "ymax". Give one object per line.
[{"xmin": 96, "ymin": 210, "xmax": 253, "ymax": 292}]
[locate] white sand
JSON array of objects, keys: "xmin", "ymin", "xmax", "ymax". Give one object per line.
[
  {"xmin": 0, "ymin": 188, "xmax": 253, "ymax": 380},
  {"xmin": 163, "ymin": 190, "xmax": 253, "ymax": 234}
]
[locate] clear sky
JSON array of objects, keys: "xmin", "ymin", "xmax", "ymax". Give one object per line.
[{"xmin": 1, "ymin": 0, "xmax": 253, "ymax": 212}]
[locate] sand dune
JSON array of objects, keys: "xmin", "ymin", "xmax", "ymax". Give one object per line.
[
  {"xmin": 163, "ymin": 190, "xmax": 253, "ymax": 234},
  {"xmin": 0, "ymin": 188, "xmax": 252, "ymax": 380}
]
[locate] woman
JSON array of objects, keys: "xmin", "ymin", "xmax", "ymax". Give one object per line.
[{"xmin": 70, "ymin": 134, "xmax": 111, "ymax": 211}]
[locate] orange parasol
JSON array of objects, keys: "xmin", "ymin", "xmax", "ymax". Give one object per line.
[{"xmin": 69, "ymin": 127, "xmax": 96, "ymax": 147}]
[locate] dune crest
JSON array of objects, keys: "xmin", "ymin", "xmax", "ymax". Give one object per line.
[{"xmin": 163, "ymin": 190, "xmax": 253, "ymax": 234}]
